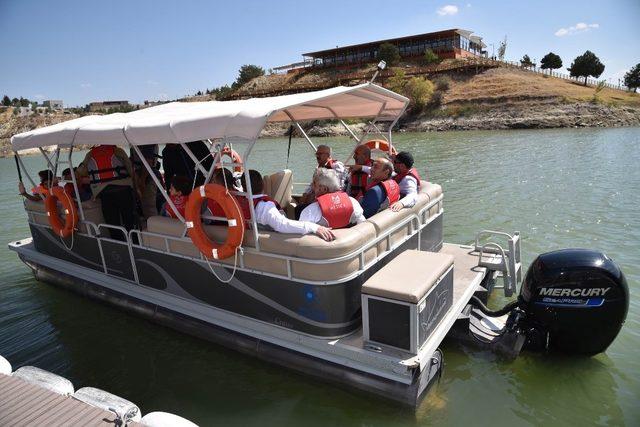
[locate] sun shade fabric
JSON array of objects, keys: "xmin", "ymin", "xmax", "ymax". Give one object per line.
[{"xmin": 11, "ymin": 84, "xmax": 408, "ymax": 151}]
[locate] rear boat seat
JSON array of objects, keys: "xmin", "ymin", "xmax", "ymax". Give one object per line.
[
  {"xmin": 140, "ymin": 181, "xmax": 442, "ymax": 282},
  {"xmin": 24, "ymin": 198, "xmax": 105, "ymax": 233},
  {"xmin": 263, "ymin": 169, "xmax": 293, "ymax": 209}
]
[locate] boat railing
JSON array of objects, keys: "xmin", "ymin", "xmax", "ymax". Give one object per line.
[{"xmin": 25, "ymin": 194, "xmax": 443, "ymax": 286}]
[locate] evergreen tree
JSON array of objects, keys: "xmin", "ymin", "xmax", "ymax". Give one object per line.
[
  {"xmin": 233, "ymin": 65, "xmax": 265, "ymax": 88},
  {"xmin": 423, "ymin": 48, "xmax": 440, "ymax": 65},
  {"xmin": 2, "ymin": 95, "xmax": 11, "ymax": 106},
  {"xmin": 623, "ymin": 63, "xmax": 640, "ymax": 92},
  {"xmin": 377, "ymin": 43, "xmax": 400, "ymax": 66},
  {"xmin": 540, "ymin": 52, "xmax": 563, "ymax": 74},
  {"xmin": 568, "ymin": 51, "xmax": 605, "ymax": 85},
  {"xmin": 520, "ymin": 54, "xmax": 534, "ymax": 68}
]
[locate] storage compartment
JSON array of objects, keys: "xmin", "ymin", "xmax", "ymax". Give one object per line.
[{"xmin": 362, "ymin": 250, "xmax": 454, "ymax": 354}]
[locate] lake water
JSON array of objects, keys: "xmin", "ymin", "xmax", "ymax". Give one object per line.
[{"xmin": 1, "ymin": 127, "xmax": 638, "ymax": 425}]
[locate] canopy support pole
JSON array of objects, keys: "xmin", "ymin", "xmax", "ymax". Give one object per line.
[
  {"xmin": 182, "ymin": 144, "xmax": 210, "ymax": 176},
  {"xmin": 14, "ymin": 152, "xmax": 43, "ymax": 200},
  {"xmin": 284, "ymin": 110, "xmax": 316, "ymax": 152},
  {"xmin": 238, "ymin": 138, "xmax": 261, "ymax": 252},
  {"xmin": 66, "ymin": 147, "xmax": 88, "ymax": 228},
  {"xmin": 39, "ymin": 148, "xmax": 56, "ymax": 174}
]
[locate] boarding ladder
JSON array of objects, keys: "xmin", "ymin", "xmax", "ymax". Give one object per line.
[{"xmin": 474, "ymin": 230, "xmax": 522, "ymax": 297}]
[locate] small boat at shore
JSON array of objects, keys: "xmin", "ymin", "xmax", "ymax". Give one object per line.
[{"xmin": 7, "ymin": 83, "xmax": 630, "ymax": 407}]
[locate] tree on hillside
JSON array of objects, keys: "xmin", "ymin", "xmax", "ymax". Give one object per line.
[
  {"xmin": 623, "ymin": 63, "xmax": 640, "ymax": 92},
  {"xmin": 11, "ymin": 97, "xmax": 19, "ymax": 106},
  {"xmin": 497, "ymin": 36, "xmax": 507, "ymax": 61},
  {"xmin": 540, "ymin": 52, "xmax": 562, "ymax": 74},
  {"xmin": 377, "ymin": 43, "xmax": 400, "ymax": 66},
  {"xmin": 520, "ymin": 55, "xmax": 535, "ymax": 69},
  {"xmin": 2, "ymin": 95, "xmax": 10, "ymax": 106},
  {"xmin": 19, "ymin": 97, "xmax": 30, "ymax": 107},
  {"xmin": 423, "ymin": 48, "xmax": 440, "ymax": 65},
  {"xmin": 387, "ymin": 69, "xmax": 407, "ymax": 94},
  {"xmin": 568, "ymin": 51, "xmax": 605, "ymax": 85},
  {"xmin": 404, "ymin": 77, "xmax": 434, "ymax": 111},
  {"xmin": 233, "ymin": 64, "xmax": 265, "ymax": 89}
]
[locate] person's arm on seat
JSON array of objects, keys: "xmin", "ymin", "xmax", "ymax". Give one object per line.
[
  {"xmin": 262, "ymin": 202, "xmax": 335, "ymax": 241},
  {"xmin": 391, "ymin": 178, "xmax": 418, "ymax": 211},
  {"xmin": 18, "ymin": 182, "xmax": 41, "ymax": 202},
  {"xmin": 350, "ymin": 198, "xmax": 366, "ymax": 224}
]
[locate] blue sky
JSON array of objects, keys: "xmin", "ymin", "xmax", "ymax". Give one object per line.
[{"xmin": 1, "ymin": 0, "xmax": 639, "ymax": 107}]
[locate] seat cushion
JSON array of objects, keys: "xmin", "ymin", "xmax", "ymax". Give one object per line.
[
  {"xmin": 263, "ymin": 170, "xmax": 293, "ymax": 209},
  {"xmin": 362, "ymin": 250, "xmax": 454, "ymax": 303}
]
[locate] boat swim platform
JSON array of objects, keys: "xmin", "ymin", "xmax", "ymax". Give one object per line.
[
  {"xmin": 0, "ymin": 373, "xmax": 142, "ymax": 427},
  {"xmin": 9, "ymin": 239, "xmax": 491, "ymax": 406}
]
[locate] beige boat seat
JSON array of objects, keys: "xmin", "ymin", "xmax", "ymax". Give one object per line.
[
  {"xmin": 23, "ymin": 198, "xmax": 105, "ymax": 234},
  {"xmin": 262, "ymin": 169, "xmax": 293, "ymax": 209},
  {"xmin": 142, "ymin": 215, "xmax": 378, "ymax": 281}
]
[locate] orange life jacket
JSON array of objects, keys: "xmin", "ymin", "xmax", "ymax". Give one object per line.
[
  {"xmin": 317, "ymin": 191, "xmax": 353, "ymax": 229},
  {"xmin": 393, "ymin": 167, "xmax": 422, "ymax": 196},
  {"xmin": 349, "ymin": 160, "xmax": 372, "ymax": 200},
  {"xmin": 31, "ymin": 183, "xmax": 50, "ymax": 196},
  {"xmin": 367, "ymin": 179, "xmax": 400, "ymax": 206},
  {"xmin": 87, "ymin": 145, "xmax": 130, "ymax": 184}
]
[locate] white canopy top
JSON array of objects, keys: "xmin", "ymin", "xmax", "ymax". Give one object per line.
[{"xmin": 11, "ymin": 83, "xmax": 408, "ymax": 151}]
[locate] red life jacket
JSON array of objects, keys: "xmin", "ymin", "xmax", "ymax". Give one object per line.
[
  {"xmin": 207, "ymin": 199, "xmax": 226, "ymax": 218},
  {"xmin": 31, "ymin": 183, "xmax": 50, "ymax": 196},
  {"xmin": 87, "ymin": 145, "xmax": 130, "ymax": 184},
  {"xmin": 349, "ymin": 160, "xmax": 372, "ymax": 200},
  {"xmin": 393, "ymin": 167, "xmax": 422, "ymax": 195},
  {"xmin": 165, "ymin": 194, "xmax": 188, "ymax": 219},
  {"xmin": 317, "ymin": 191, "xmax": 354, "ymax": 229},
  {"xmin": 366, "ymin": 179, "xmax": 400, "ymax": 206},
  {"xmin": 63, "ymin": 182, "xmax": 75, "ymax": 198}
]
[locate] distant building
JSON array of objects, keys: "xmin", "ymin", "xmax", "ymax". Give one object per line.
[
  {"xmin": 42, "ymin": 100, "xmax": 63, "ymax": 109},
  {"xmin": 303, "ymin": 28, "xmax": 486, "ymax": 68},
  {"xmin": 89, "ymin": 100, "xmax": 130, "ymax": 112}
]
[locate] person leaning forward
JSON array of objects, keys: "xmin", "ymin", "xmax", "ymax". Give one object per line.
[
  {"xmin": 390, "ymin": 151, "xmax": 422, "ymax": 212},
  {"xmin": 360, "ymin": 157, "xmax": 401, "ymax": 219},
  {"xmin": 300, "ymin": 168, "xmax": 365, "ymax": 229},
  {"xmin": 77, "ymin": 144, "xmax": 137, "ymax": 239},
  {"xmin": 239, "ymin": 170, "xmax": 336, "ymax": 241}
]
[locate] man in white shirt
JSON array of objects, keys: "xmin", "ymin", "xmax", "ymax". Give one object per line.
[
  {"xmin": 240, "ymin": 170, "xmax": 335, "ymax": 241},
  {"xmin": 390, "ymin": 151, "xmax": 422, "ymax": 212},
  {"xmin": 300, "ymin": 168, "xmax": 365, "ymax": 228}
]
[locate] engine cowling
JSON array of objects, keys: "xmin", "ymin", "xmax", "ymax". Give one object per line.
[{"xmin": 520, "ymin": 249, "xmax": 628, "ymax": 355}]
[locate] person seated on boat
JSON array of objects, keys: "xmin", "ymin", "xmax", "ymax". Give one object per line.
[
  {"xmin": 161, "ymin": 175, "xmax": 191, "ymax": 219},
  {"xmin": 299, "ymin": 168, "xmax": 365, "ymax": 229},
  {"xmin": 360, "ymin": 157, "xmax": 401, "ymax": 219},
  {"xmin": 18, "ymin": 169, "xmax": 56, "ymax": 202},
  {"xmin": 61, "ymin": 167, "xmax": 92, "ymax": 202},
  {"xmin": 78, "ymin": 144, "xmax": 138, "ymax": 238},
  {"xmin": 346, "ymin": 144, "xmax": 372, "ymax": 200},
  {"xmin": 296, "ymin": 144, "xmax": 347, "ymax": 217},
  {"xmin": 240, "ymin": 170, "xmax": 336, "ymax": 241},
  {"xmin": 389, "ymin": 151, "xmax": 422, "ymax": 212}
]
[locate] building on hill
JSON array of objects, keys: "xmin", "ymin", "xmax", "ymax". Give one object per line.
[
  {"xmin": 89, "ymin": 100, "xmax": 130, "ymax": 112},
  {"xmin": 42, "ymin": 100, "xmax": 63, "ymax": 110},
  {"xmin": 303, "ymin": 29, "xmax": 486, "ymax": 68}
]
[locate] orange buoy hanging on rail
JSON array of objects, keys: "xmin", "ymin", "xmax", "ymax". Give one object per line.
[
  {"xmin": 185, "ymin": 184, "xmax": 245, "ymax": 260},
  {"xmin": 364, "ymin": 139, "xmax": 397, "ymax": 156},
  {"xmin": 215, "ymin": 146, "xmax": 243, "ymax": 173},
  {"xmin": 45, "ymin": 186, "xmax": 78, "ymax": 238}
]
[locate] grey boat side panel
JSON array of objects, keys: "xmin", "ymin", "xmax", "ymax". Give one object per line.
[
  {"xmin": 27, "ymin": 261, "xmax": 439, "ymax": 407},
  {"xmin": 29, "ymin": 225, "xmax": 103, "ymax": 272},
  {"xmin": 101, "ymin": 240, "xmax": 135, "ymax": 281},
  {"xmin": 421, "ymin": 214, "xmax": 444, "ymax": 253},
  {"xmin": 132, "ymin": 247, "xmax": 362, "ymax": 337}
]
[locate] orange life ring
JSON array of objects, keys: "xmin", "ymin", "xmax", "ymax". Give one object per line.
[
  {"xmin": 45, "ymin": 186, "xmax": 78, "ymax": 238},
  {"xmin": 364, "ymin": 139, "xmax": 397, "ymax": 156},
  {"xmin": 185, "ymin": 184, "xmax": 244, "ymax": 260},
  {"xmin": 215, "ymin": 146, "xmax": 243, "ymax": 173}
]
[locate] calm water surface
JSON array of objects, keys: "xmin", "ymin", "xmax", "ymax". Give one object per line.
[{"xmin": 0, "ymin": 127, "xmax": 638, "ymax": 426}]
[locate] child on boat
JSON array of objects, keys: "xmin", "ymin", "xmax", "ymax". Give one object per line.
[{"xmin": 161, "ymin": 175, "xmax": 191, "ymax": 219}]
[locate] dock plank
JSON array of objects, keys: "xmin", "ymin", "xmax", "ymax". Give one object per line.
[{"xmin": 0, "ymin": 374, "xmax": 140, "ymax": 426}]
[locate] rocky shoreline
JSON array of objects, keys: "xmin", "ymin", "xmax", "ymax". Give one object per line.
[{"xmin": 3, "ymin": 101, "xmax": 639, "ymax": 157}]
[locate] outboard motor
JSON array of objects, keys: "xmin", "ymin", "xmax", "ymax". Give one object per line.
[{"xmin": 519, "ymin": 249, "xmax": 629, "ymax": 355}]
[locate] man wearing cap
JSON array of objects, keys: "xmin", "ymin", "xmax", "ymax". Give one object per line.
[{"xmin": 390, "ymin": 151, "xmax": 422, "ymax": 212}]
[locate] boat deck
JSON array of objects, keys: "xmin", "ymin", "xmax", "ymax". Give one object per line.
[
  {"xmin": 0, "ymin": 373, "xmax": 140, "ymax": 426},
  {"xmin": 336, "ymin": 243, "xmax": 490, "ymax": 368}
]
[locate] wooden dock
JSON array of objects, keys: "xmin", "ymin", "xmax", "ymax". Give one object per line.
[{"xmin": 0, "ymin": 373, "xmax": 140, "ymax": 426}]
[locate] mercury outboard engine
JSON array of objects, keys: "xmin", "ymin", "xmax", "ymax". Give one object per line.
[
  {"xmin": 463, "ymin": 248, "xmax": 628, "ymax": 357},
  {"xmin": 518, "ymin": 249, "xmax": 629, "ymax": 355}
]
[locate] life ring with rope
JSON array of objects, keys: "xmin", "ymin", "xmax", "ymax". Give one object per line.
[
  {"xmin": 214, "ymin": 146, "xmax": 243, "ymax": 173},
  {"xmin": 185, "ymin": 184, "xmax": 244, "ymax": 260},
  {"xmin": 45, "ymin": 186, "xmax": 78, "ymax": 238},
  {"xmin": 364, "ymin": 139, "xmax": 397, "ymax": 156}
]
